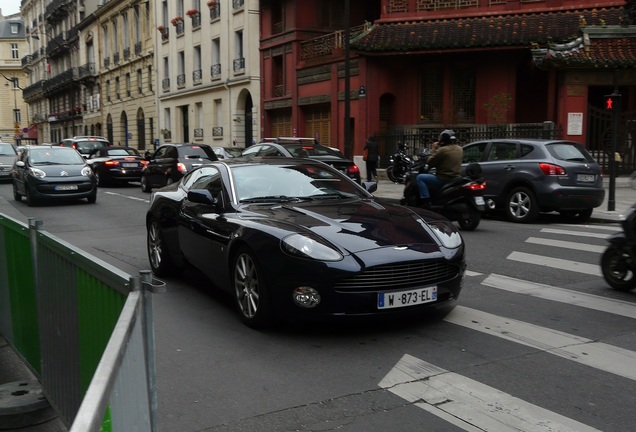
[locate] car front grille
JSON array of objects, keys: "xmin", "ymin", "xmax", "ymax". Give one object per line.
[{"xmin": 334, "ymin": 260, "xmax": 459, "ymax": 292}]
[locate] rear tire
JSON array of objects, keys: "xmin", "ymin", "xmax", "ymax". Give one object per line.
[
  {"xmin": 559, "ymin": 208, "xmax": 593, "ymax": 223},
  {"xmin": 13, "ymin": 182, "xmax": 21, "ymax": 201},
  {"xmin": 387, "ymin": 165, "xmax": 404, "ymax": 184},
  {"xmin": 601, "ymin": 246, "xmax": 636, "ymax": 291},
  {"xmin": 141, "ymin": 175, "xmax": 151, "ymax": 193},
  {"xmin": 506, "ymin": 186, "xmax": 538, "ymax": 223},
  {"xmin": 457, "ymin": 208, "xmax": 481, "ymax": 231}
]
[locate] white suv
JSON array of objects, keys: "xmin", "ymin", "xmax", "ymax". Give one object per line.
[{"xmin": 60, "ymin": 136, "xmax": 111, "ymax": 158}]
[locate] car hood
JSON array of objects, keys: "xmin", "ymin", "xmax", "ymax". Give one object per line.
[
  {"xmin": 241, "ymin": 199, "xmax": 447, "ymax": 254},
  {"xmin": 0, "ymin": 155, "xmax": 16, "ymax": 165},
  {"xmin": 34, "ymin": 164, "xmax": 88, "ymax": 177}
]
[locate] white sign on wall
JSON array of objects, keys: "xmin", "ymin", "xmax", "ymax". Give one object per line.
[{"xmin": 567, "ymin": 112, "xmax": 583, "ymax": 135}]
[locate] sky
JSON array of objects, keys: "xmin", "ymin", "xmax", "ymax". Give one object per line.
[{"xmin": 0, "ymin": 0, "xmax": 21, "ymax": 16}]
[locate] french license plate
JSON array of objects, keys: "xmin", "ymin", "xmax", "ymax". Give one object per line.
[
  {"xmin": 577, "ymin": 174, "xmax": 595, "ymax": 182},
  {"xmin": 122, "ymin": 163, "xmax": 138, "ymax": 168},
  {"xmin": 55, "ymin": 184, "xmax": 78, "ymax": 191},
  {"xmin": 474, "ymin": 196, "xmax": 485, "ymax": 205},
  {"xmin": 378, "ymin": 286, "xmax": 437, "ymax": 309}
]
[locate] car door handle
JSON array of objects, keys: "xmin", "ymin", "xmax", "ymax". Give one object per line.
[{"xmin": 504, "ymin": 165, "xmax": 515, "ymax": 171}]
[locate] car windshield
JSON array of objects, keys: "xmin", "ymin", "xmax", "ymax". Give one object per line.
[
  {"xmin": 29, "ymin": 148, "xmax": 85, "ymax": 165},
  {"xmin": 105, "ymin": 148, "xmax": 140, "ymax": 156},
  {"xmin": 546, "ymin": 142, "xmax": 595, "ymax": 163},
  {"xmin": 0, "ymin": 144, "xmax": 17, "ymax": 155},
  {"xmin": 232, "ymin": 163, "xmax": 365, "ymax": 202},
  {"xmin": 77, "ymin": 141, "xmax": 108, "ymax": 154},
  {"xmin": 283, "ymin": 144, "xmax": 343, "ymax": 158}
]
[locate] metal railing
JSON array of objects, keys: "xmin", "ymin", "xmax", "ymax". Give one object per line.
[{"xmin": 0, "ymin": 213, "xmax": 164, "ymax": 431}]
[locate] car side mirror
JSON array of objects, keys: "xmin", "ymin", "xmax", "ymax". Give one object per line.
[
  {"xmin": 362, "ymin": 181, "xmax": 378, "ymax": 194},
  {"xmin": 16, "ymin": 160, "xmax": 25, "ymax": 168},
  {"xmin": 187, "ymin": 189, "xmax": 223, "ymax": 212}
]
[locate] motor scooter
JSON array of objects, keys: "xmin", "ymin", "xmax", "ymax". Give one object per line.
[
  {"xmin": 386, "ymin": 145, "xmax": 413, "ymax": 184},
  {"xmin": 601, "ymin": 204, "xmax": 636, "ymax": 291},
  {"xmin": 401, "ymin": 151, "xmax": 487, "ymax": 230}
]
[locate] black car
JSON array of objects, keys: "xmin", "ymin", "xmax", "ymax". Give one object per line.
[
  {"xmin": 12, "ymin": 146, "xmax": 97, "ymax": 206},
  {"xmin": 462, "ymin": 139, "xmax": 605, "ymax": 223},
  {"xmin": 86, "ymin": 147, "xmax": 147, "ymax": 186},
  {"xmin": 0, "ymin": 142, "xmax": 18, "ymax": 181},
  {"xmin": 146, "ymin": 157, "xmax": 465, "ymax": 328},
  {"xmin": 59, "ymin": 136, "xmax": 111, "ymax": 158},
  {"xmin": 140, "ymin": 143, "xmax": 218, "ymax": 192},
  {"xmin": 241, "ymin": 137, "xmax": 362, "ymax": 183}
]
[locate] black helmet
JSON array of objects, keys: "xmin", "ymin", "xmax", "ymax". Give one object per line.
[{"xmin": 438, "ymin": 129, "xmax": 456, "ymax": 145}]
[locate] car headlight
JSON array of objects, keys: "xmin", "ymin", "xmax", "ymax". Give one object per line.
[
  {"xmin": 81, "ymin": 166, "xmax": 93, "ymax": 177},
  {"xmin": 281, "ymin": 233, "xmax": 343, "ymax": 261},
  {"xmin": 29, "ymin": 167, "xmax": 46, "ymax": 179},
  {"xmin": 427, "ymin": 220, "xmax": 463, "ymax": 249}
]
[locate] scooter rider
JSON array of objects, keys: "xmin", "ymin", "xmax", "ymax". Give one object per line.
[{"xmin": 416, "ymin": 129, "xmax": 462, "ymax": 209}]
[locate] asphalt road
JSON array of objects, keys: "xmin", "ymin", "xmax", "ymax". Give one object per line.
[{"xmin": 1, "ymin": 181, "xmax": 635, "ymax": 432}]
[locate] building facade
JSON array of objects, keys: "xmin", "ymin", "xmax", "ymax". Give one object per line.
[
  {"xmin": 155, "ymin": 0, "xmax": 260, "ymax": 150},
  {"xmin": 0, "ymin": 11, "xmax": 29, "ymax": 144},
  {"xmin": 260, "ymin": 0, "xmax": 636, "ymax": 173}
]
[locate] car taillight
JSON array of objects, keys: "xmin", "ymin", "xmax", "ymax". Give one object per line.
[
  {"xmin": 539, "ymin": 163, "xmax": 566, "ymax": 176},
  {"xmin": 347, "ymin": 165, "xmax": 360, "ymax": 176},
  {"xmin": 177, "ymin": 162, "xmax": 187, "ymax": 173},
  {"xmin": 464, "ymin": 181, "xmax": 486, "ymax": 191},
  {"xmin": 140, "ymin": 160, "xmax": 148, "ymax": 166},
  {"xmin": 104, "ymin": 160, "xmax": 120, "ymax": 166},
  {"xmin": 72, "ymin": 143, "xmax": 78, "ymax": 149}
]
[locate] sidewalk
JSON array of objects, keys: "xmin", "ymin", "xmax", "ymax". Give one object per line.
[{"xmin": 372, "ymin": 170, "xmax": 636, "ymax": 223}]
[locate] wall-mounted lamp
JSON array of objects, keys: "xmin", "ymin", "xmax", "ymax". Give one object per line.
[{"xmin": 234, "ymin": 117, "xmax": 241, "ymax": 123}]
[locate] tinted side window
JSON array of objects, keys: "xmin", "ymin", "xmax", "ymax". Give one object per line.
[
  {"xmin": 546, "ymin": 143, "xmax": 594, "ymax": 162},
  {"xmin": 463, "ymin": 142, "xmax": 488, "ymax": 163},
  {"xmin": 259, "ymin": 145, "xmax": 281, "ymax": 156},
  {"xmin": 488, "ymin": 142, "xmax": 517, "ymax": 161},
  {"xmin": 520, "ymin": 144, "xmax": 534, "ymax": 157}
]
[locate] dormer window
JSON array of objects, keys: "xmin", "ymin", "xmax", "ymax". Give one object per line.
[{"xmin": 10, "ymin": 24, "xmax": 19, "ymax": 34}]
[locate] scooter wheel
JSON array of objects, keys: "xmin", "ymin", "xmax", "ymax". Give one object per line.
[
  {"xmin": 601, "ymin": 246, "xmax": 636, "ymax": 291},
  {"xmin": 386, "ymin": 165, "xmax": 403, "ymax": 184},
  {"xmin": 457, "ymin": 208, "xmax": 481, "ymax": 231}
]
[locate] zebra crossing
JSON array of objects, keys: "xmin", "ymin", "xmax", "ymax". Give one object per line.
[{"xmin": 380, "ymin": 222, "xmax": 634, "ymax": 431}]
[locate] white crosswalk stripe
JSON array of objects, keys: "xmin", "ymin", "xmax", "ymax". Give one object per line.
[
  {"xmin": 507, "ymin": 251, "xmax": 601, "ymax": 275},
  {"xmin": 525, "ymin": 237, "xmax": 606, "ymax": 253},
  {"xmin": 539, "ymin": 227, "xmax": 610, "ymax": 239}
]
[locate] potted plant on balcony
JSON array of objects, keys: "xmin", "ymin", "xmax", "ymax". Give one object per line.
[
  {"xmin": 157, "ymin": 25, "xmax": 166, "ymax": 32},
  {"xmin": 207, "ymin": 1, "xmax": 217, "ymax": 8},
  {"xmin": 186, "ymin": 9, "xmax": 199, "ymax": 17},
  {"xmin": 171, "ymin": 16, "xmax": 184, "ymax": 26}
]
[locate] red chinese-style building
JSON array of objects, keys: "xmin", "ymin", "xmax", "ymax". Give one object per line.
[{"xmin": 260, "ymin": 0, "xmax": 636, "ymax": 171}]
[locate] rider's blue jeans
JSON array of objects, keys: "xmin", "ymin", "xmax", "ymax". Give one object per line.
[{"xmin": 416, "ymin": 173, "xmax": 447, "ymax": 199}]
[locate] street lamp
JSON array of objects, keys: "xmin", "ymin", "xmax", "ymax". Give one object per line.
[{"xmin": 2, "ymin": 75, "xmax": 20, "ymax": 144}]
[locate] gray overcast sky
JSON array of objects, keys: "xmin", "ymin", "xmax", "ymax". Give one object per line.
[{"xmin": 0, "ymin": 0, "xmax": 21, "ymax": 16}]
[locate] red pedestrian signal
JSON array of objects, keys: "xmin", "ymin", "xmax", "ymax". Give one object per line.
[{"xmin": 605, "ymin": 93, "xmax": 621, "ymax": 111}]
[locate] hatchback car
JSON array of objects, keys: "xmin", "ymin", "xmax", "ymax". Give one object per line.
[
  {"xmin": 140, "ymin": 143, "xmax": 218, "ymax": 192},
  {"xmin": 462, "ymin": 139, "xmax": 605, "ymax": 223},
  {"xmin": 146, "ymin": 157, "xmax": 465, "ymax": 328},
  {"xmin": 59, "ymin": 136, "xmax": 111, "ymax": 158},
  {"xmin": 86, "ymin": 146, "xmax": 147, "ymax": 186},
  {"xmin": 0, "ymin": 142, "xmax": 18, "ymax": 181},
  {"xmin": 12, "ymin": 145, "xmax": 97, "ymax": 206},
  {"xmin": 241, "ymin": 137, "xmax": 362, "ymax": 184},
  {"xmin": 212, "ymin": 146, "xmax": 243, "ymax": 159}
]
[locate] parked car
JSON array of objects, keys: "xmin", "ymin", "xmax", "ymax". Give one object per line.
[
  {"xmin": 59, "ymin": 136, "xmax": 111, "ymax": 158},
  {"xmin": 241, "ymin": 137, "xmax": 362, "ymax": 183},
  {"xmin": 86, "ymin": 146, "xmax": 148, "ymax": 186},
  {"xmin": 140, "ymin": 143, "xmax": 218, "ymax": 192},
  {"xmin": 461, "ymin": 139, "xmax": 605, "ymax": 223},
  {"xmin": 0, "ymin": 142, "xmax": 18, "ymax": 181},
  {"xmin": 212, "ymin": 146, "xmax": 243, "ymax": 159},
  {"xmin": 146, "ymin": 157, "xmax": 465, "ymax": 328},
  {"xmin": 12, "ymin": 145, "xmax": 97, "ymax": 206}
]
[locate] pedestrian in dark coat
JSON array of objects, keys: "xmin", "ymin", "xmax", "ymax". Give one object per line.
[{"xmin": 363, "ymin": 136, "xmax": 379, "ymax": 182}]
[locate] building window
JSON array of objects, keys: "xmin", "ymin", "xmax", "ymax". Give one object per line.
[
  {"xmin": 177, "ymin": 51, "xmax": 185, "ymax": 88},
  {"xmin": 123, "ymin": 13, "xmax": 130, "ymax": 59},
  {"xmin": 115, "ymin": 77, "xmax": 120, "ymax": 99},
  {"xmin": 233, "ymin": 30, "xmax": 244, "ymax": 72},
  {"xmin": 10, "ymin": 23, "xmax": 18, "ymax": 34},
  {"xmin": 106, "ymin": 80, "xmax": 111, "ymax": 102},
  {"xmin": 420, "ymin": 68, "xmax": 443, "ymax": 123},
  {"xmin": 126, "ymin": 73, "xmax": 131, "ymax": 97},
  {"xmin": 138, "ymin": 69, "xmax": 143, "ymax": 94},
  {"xmin": 193, "ymin": 45, "xmax": 202, "ymax": 85},
  {"xmin": 452, "ymin": 67, "xmax": 475, "ymax": 122},
  {"xmin": 272, "ymin": 55, "xmax": 284, "ymax": 97},
  {"xmin": 11, "ymin": 43, "xmax": 18, "ymax": 59},
  {"xmin": 148, "ymin": 65, "xmax": 153, "ymax": 92}
]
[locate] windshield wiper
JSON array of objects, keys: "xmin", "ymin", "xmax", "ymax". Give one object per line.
[
  {"xmin": 308, "ymin": 192, "xmax": 353, "ymax": 200},
  {"xmin": 240, "ymin": 195, "xmax": 310, "ymax": 203}
]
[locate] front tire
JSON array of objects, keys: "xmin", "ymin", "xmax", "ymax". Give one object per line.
[
  {"xmin": 141, "ymin": 175, "xmax": 151, "ymax": 193},
  {"xmin": 386, "ymin": 165, "xmax": 404, "ymax": 184},
  {"xmin": 457, "ymin": 208, "xmax": 481, "ymax": 231},
  {"xmin": 506, "ymin": 186, "xmax": 539, "ymax": 223},
  {"xmin": 560, "ymin": 208, "xmax": 593, "ymax": 223},
  {"xmin": 13, "ymin": 181, "xmax": 22, "ymax": 201},
  {"xmin": 601, "ymin": 246, "xmax": 636, "ymax": 291},
  {"xmin": 233, "ymin": 248, "xmax": 272, "ymax": 328},
  {"xmin": 147, "ymin": 217, "xmax": 173, "ymax": 276}
]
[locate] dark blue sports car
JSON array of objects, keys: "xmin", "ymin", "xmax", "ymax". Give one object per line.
[{"xmin": 146, "ymin": 157, "xmax": 465, "ymax": 328}]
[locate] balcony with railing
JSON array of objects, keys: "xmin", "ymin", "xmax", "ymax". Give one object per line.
[
  {"xmin": 193, "ymin": 69, "xmax": 202, "ymax": 85},
  {"xmin": 159, "ymin": 27, "xmax": 169, "ymax": 42},
  {"xmin": 233, "ymin": 0, "xmax": 244, "ymax": 10},
  {"xmin": 212, "ymin": 127, "xmax": 223, "ymax": 137},
  {"xmin": 177, "ymin": 74, "xmax": 186, "ymax": 88},
  {"xmin": 45, "ymin": 0, "xmax": 72, "ymax": 22},
  {"xmin": 211, "ymin": 63, "xmax": 221, "ymax": 80},
  {"xmin": 123, "ymin": 47, "xmax": 130, "ymax": 61},
  {"xmin": 113, "ymin": 52, "xmax": 120, "ymax": 65},
  {"xmin": 21, "ymin": 55, "xmax": 33, "ymax": 68},
  {"xmin": 300, "ymin": 22, "xmax": 372, "ymax": 60},
  {"xmin": 135, "ymin": 41, "xmax": 142, "ymax": 56},
  {"xmin": 78, "ymin": 63, "xmax": 96, "ymax": 82},
  {"xmin": 23, "ymin": 81, "xmax": 46, "ymax": 101},
  {"xmin": 104, "ymin": 57, "xmax": 110, "ymax": 68},
  {"xmin": 194, "ymin": 128, "xmax": 204, "ymax": 138},
  {"xmin": 233, "ymin": 58, "xmax": 245, "ymax": 74},
  {"xmin": 209, "ymin": 2, "xmax": 220, "ymax": 20},
  {"xmin": 162, "ymin": 78, "xmax": 170, "ymax": 92},
  {"xmin": 44, "ymin": 67, "xmax": 79, "ymax": 93}
]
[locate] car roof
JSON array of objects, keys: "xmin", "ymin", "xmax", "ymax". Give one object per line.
[{"xmin": 468, "ymin": 139, "xmax": 580, "ymax": 145}]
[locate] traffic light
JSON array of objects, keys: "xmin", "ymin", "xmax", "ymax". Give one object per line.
[{"xmin": 605, "ymin": 93, "xmax": 621, "ymax": 111}]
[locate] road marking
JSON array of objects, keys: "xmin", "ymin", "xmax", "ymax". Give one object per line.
[
  {"xmin": 556, "ymin": 224, "xmax": 621, "ymax": 232},
  {"xmin": 445, "ymin": 306, "xmax": 636, "ymax": 381},
  {"xmin": 507, "ymin": 251, "xmax": 601, "ymax": 276},
  {"xmin": 379, "ymin": 354, "xmax": 601, "ymax": 432},
  {"xmin": 104, "ymin": 191, "xmax": 149, "ymax": 203},
  {"xmin": 465, "ymin": 270, "xmax": 481, "ymax": 277},
  {"xmin": 481, "ymin": 273, "xmax": 636, "ymax": 319},
  {"xmin": 525, "ymin": 237, "xmax": 606, "ymax": 253},
  {"xmin": 540, "ymin": 228, "xmax": 610, "ymax": 239}
]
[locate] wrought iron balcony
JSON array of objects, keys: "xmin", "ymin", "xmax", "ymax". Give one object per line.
[
  {"xmin": 194, "ymin": 128, "xmax": 204, "ymax": 138},
  {"xmin": 175, "ymin": 21, "xmax": 185, "ymax": 35},
  {"xmin": 193, "ymin": 69, "xmax": 202, "ymax": 85},
  {"xmin": 190, "ymin": 12, "xmax": 201, "ymax": 28},
  {"xmin": 211, "ymin": 63, "xmax": 221, "ymax": 79},
  {"xmin": 22, "ymin": 81, "xmax": 46, "ymax": 101},
  {"xmin": 209, "ymin": 3, "xmax": 221, "ymax": 20},
  {"xmin": 104, "ymin": 57, "xmax": 110, "ymax": 68},
  {"xmin": 43, "ymin": 67, "xmax": 79, "ymax": 94},
  {"xmin": 113, "ymin": 52, "xmax": 120, "ymax": 65},
  {"xmin": 177, "ymin": 74, "xmax": 186, "ymax": 88},
  {"xmin": 21, "ymin": 55, "xmax": 33, "ymax": 67},
  {"xmin": 233, "ymin": 57, "xmax": 245, "ymax": 73},
  {"xmin": 45, "ymin": 0, "xmax": 72, "ymax": 22},
  {"xmin": 212, "ymin": 127, "xmax": 223, "ymax": 137},
  {"xmin": 162, "ymin": 78, "xmax": 170, "ymax": 92},
  {"xmin": 233, "ymin": 0, "xmax": 244, "ymax": 10},
  {"xmin": 78, "ymin": 62, "xmax": 96, "ymax": 81},
  {"xmin": 135, "ymin": 42, "xmax": 142, "ymax": 56},
  {"xmin": 123, "ymin": 47, "xmax": 130, "ymax": 60}
]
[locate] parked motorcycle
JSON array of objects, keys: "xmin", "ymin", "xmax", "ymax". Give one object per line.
[
  {"xmin": 400, "ymin": 150, "xmax": 487, "ymax": 230},
  {"xmin": 386, "ymin": 145, "xmax": 414, "ymax": 184},
  {"xmin": 601, "ymin": 204, "xmax": 636, "ymax": 291}
]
